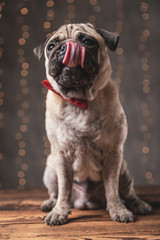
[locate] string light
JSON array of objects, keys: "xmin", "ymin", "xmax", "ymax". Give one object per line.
[
  {"xmin": 41, "ymin": 0, "xmax": 55, "ymax": 166},
  {"xmin": 16, "ymin": 1, "xmax": 30, "ymax": 189},
  {"xmin": 0, "ymin": 2, "xmax": 5, "ymax": 129},
  {"xmin": 139, "ymin": 1, "xmax": 153, "ymax": 184},
  {"xmin": 0, "ymin": 2, "xmax": 5, "ymax": 187},
  {"xmin": 88, "ymin": 0, "xmax": 101, "ymax": 26},
  {"xmin": 20, "ymin": 8, "xmax": 28, "ymax": 15},
  {"xmin": 64, "ymin": 0, "xmax": 75, "ymax": 24},
  {"xmin": 44, "ymin": 0, "xmax": 55, "ymax": 35},
  {"xmin": 114, "ymin": 0, "xmax": 124, "ymax": 103}
]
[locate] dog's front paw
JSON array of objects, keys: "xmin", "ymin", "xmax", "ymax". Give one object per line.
[
  {"xmin": 127, "ymin": 199, "xmax": 152, "ymax": 215},
  {"xmin": 44, "ymin": 208, "xmax": 69, "ymax": 226},
  {"xmin": 109, "ymin": 206, "xmax": 135, "ymax": 223}
]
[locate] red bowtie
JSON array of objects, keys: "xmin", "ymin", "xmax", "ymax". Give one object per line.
[{"xmin": 41, "ymin": 79, "xmax": 88, "ymax": 110}]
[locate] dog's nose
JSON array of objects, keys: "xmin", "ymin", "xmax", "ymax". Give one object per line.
[{"xmin": 60, "ymin": 43, "xmax": 67, "ymax": 55}]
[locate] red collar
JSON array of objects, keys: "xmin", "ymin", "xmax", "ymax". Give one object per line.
[{"xmin": 41, "ymin": 80, "xmax": 88, "ymax": 110}]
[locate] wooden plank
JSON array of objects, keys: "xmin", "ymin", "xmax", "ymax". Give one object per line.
[
  {"xmin": 0, "ymin": 187, "xmax": 160, "ymax": 240},
  {"xmin": 0, "ymin": 211, "xmax": 160, "ymax": 240}
]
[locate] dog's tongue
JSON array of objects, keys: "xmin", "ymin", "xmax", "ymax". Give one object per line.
[{"xmin": 62, "ymin": 42, "xmax": 85, "ymax": 69}]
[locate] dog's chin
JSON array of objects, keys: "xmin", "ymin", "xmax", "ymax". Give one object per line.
[
  {"xmin": 50, "ymin": 65, "xmax": 93, "ymax": 85},
  {"xmin": 49, "ymin": 67, "xmax": 95, "ymax": 99},
  {"xmin": 57, "ymin": 82, "xmax": 92, "ymax": 100}
]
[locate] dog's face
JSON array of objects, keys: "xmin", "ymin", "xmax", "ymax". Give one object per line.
[{"xmin": 34, "ymin": 23, "xmax": 119, "ymax": 100}]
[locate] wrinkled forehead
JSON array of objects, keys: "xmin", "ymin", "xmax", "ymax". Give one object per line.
[{"xmin": 47, "ymin": 23, "xmax": 101, "ymax": 42}]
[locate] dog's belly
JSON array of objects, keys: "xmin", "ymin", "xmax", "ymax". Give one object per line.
[
  {"xmin": 74, "ymin": 170, "xmax": 102, "ymax": 183},
  {"xmin": 73, "ymin": 159, "xmax": 102, "ymax": 182}
]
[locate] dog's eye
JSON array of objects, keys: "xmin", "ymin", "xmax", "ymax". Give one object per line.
[
  {"xmin": 82, "ymin": 38, "xmax": 96, "ymax": 46},
  {"xmin": 47, "ymin": 43, "xmax": 56, "ymax": 52}
]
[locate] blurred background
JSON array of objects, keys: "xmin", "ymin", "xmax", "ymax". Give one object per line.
[{"xmin": 0, "ymin": 0, "xmax": 159, "ymax": 189}]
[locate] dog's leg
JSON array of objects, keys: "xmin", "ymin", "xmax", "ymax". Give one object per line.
[
  {"xmin": 41, "ymin": 155, "xmax": 58, "ymax": 212},
  {"xmin": 44, "ymin": 156, "xmax": 73, "ymax": 226},
  {"xmin": 119, "ymin": 160, "xmax": 152, "ymax": 215},
  {"xmin": 103, "ymin": 146, "xmax": 135, "ymax": 223}
]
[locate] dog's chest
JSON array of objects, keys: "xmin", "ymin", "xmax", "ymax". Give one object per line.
[
  {"xmin": 60, "ymin": 113, "xmax": 108, "ymax": 182},
  {"xmin": 47, "ymin": 102, "xmax": 111, "ymax": 182}
]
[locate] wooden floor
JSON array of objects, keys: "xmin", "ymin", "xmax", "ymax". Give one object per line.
[{"xmin": 0, "ymin": 187, "xmax": 160, "ymax": 240}]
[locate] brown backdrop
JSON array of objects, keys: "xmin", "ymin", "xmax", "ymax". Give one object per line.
[{"xmin": 0, "ymin": 0, "xmax": 159, "ymax": 188}]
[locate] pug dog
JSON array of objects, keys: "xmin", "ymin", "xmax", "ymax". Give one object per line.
[{"xmin": 34, "ymin": 23, "xmax": 152, "ymax": 226}]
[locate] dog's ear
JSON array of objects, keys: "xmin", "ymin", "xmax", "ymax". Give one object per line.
[
  {"xmin": 33, "ymin": 43, "xmax": 44, "ymax": 60},
  {"xmin": 96, "ymin": 28, "xmax": 120, "ymax": 51}
]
